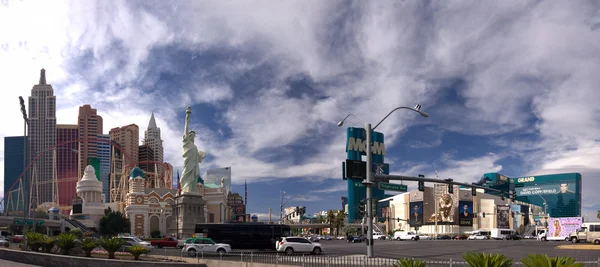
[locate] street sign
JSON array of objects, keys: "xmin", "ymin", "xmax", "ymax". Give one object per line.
[
  {"xmin": 353, "ymin": 181, "xmax": 366, "ymax": 188},
  {"xmin": 378, "ymin": 182, "xmax": 407, "ymax": 192}
]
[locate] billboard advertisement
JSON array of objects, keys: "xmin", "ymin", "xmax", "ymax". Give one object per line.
[
  {"xmin": 496, "ymin": 205, "xmax": 511, "ymax": 229},
  {"xmin": 548, "ymin": 217, "xmax": 583, "ymax": 239},
  {"xmin": 458, "ymin": 201, "xmax": 473, "ymax": 226},
  {"xmin": 515, "ymin": 184, "xmax": 575, "ymax": 196},
  {"xmin": 409, "ymin": 201, "xmax": 424, "ymax": 227},
  {"xmin": 424, "ymin": 184, "xmax": 459, "ymax": 225}
]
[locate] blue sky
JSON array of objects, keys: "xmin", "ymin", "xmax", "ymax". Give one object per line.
[{"xmin": 1, "ymin": 0, "xmax": 600, "ymax": 221}]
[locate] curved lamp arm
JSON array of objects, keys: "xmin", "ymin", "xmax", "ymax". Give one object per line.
[
  {"xmin": 373, "ymin": 106, "xmax": 428, "ymax": 130},
  {"xmin": 337, "ymin": 113, "xmax": 367, "ymax": 127}
]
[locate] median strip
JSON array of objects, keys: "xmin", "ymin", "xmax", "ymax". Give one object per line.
[{"xmin": 556, "ymin": 245, "xmax": 600, "ymax": 250}]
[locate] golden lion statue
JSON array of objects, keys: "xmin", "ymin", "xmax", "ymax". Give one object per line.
[{"xmin": 428, "ymin": 193, "xmax": 455, "ymax": 223}]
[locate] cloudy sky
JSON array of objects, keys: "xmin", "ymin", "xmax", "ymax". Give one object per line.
[{"xmin": 1, "ymin": 0, "xmax": 599, "ymax": 221}]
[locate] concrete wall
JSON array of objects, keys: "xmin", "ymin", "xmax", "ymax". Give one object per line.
[{"xmin": 0, "ymin": 248, "xmax": 206, "ymax": 267}]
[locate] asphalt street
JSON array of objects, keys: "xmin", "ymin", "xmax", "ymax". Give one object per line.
[{"xmin": 149, "ymin": 239, "xmax": 600, "ymax": 261}]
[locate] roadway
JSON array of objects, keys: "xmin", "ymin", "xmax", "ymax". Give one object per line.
[{"xmin": 148, "ymin": 239, "xmax": 600, "ymax": 261}]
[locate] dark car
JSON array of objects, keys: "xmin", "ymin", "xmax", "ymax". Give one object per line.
[
  {"xmin": 454, "ymin": 235, "xmax": 468, "ymax": 240},
  {"xmin": 505, "ymin": 234, "xmax": 521, "ymax": 240},
  {"xmin": 436, "ymin": 235, "xmax": 452, "ymax": 240},
  {"xmin": 347, "ymin": 235, "xmax": 366, "ymax": 243}
]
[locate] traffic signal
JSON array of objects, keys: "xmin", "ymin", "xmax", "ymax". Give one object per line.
[
  {"xmin": 359, "ymin": 199, "xmax": 366, "ymax": 218},
  {"xmin": 445, "ymin": 178, "xmax": 454, "ymax": 194},
  {"xmin": 501, "ymin": 191, "xmax": 505, "ymax": 201},
  {"xmin": 471, "ymin": 186, "xmax": 477, "ymax": 196},
  {"xmin": 482, "ymin": 212, "xmax": 485, "ymax": 218},
  {"xmin": 418, "ymin": 174, "xmax": 425, "ymax": 191},
  {"xmin": 511, "ymin": 190, "xmax": 517, "ymax": 200}
]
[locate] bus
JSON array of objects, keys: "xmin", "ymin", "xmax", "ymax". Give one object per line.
[
  {"xmin": 194, "ymin": 223, "xmax": 292, "ymax": 250},
  {"xmin": 569, "ymin": 222, "xmax": 600, "ymax": 243}
]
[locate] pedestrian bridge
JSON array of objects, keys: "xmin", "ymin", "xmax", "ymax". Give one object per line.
[{"xmin": 0, "ymin": 215, "xmax": 63, "ymax": 229}]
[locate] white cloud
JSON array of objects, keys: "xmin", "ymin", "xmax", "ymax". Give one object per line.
[{"xmin": 1, "ymin": 0, "xmax": 600, "ymax": 214}]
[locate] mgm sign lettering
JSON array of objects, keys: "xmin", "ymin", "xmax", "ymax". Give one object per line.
[{"xmin": 347, "ymin": 137, "xmax": 386, "ymax": 155}]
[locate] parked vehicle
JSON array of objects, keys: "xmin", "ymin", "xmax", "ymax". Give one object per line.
[
  {"xmin": 117, "ymin": 236, "xmax": 153, "ymax": 251},
  {"xmin": 491, "ymin": 229, "xmax": 516, "ymax": 240},
  {"xmin": 373, "ymin": 232, "xmax": 387, "ymax": 240},
  {"xmin": 11, "ymin": 235, "xmax": 23, "ymax": 243},
  {"xmin": 468, "ymin": 234, "xmax": 489, "ymax": 240},
  {"xmin": 418, "ymin": 235, "xmax": 432, "ymax": 240},
  {"xmin": 393, "ymin": 231, "xmax": 419, "ymax": 241},
  {"xmin": 436, "ymin": 235, "xmax": 452, "ymax": 240},
  {"xmin": 347, "ymin": 235, "xmax": 365, "ymax": 243},
  {"xmin": 569, "ymin": 222, "xmax": 600, "ymax": 243},
  {"xmin": 505, "ymin": 234, "xmax": 521, "ymax": 240},
  {"xmin": 150, "ymin": 237, "xmax": 179, "ymax": 248},
  {"xmin": 276, "ymin": 237, "xmax": 322, "ymax": 255}
]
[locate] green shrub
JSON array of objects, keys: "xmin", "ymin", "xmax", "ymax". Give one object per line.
[
  {"xmin": 463, "ymin": 252, "xmax": 513, "ymax": 267},
  {"xmin": 54, "ymin": 233, "xmax": 78, "ymax": 255},
  {"xmin": 79, "ymin": 238, "xmax": 98, "ymax": 257},
  {"xmin": 25, "ymin": 232, "xmax": 45, "ymax": 251},
  {"xmin": 99, "ymin": 238, "xmax": 124, "ymax": 259},
  {"xmin": 68, "ymin": 228, "xmax": 84, "ymax": 239},
  {"xmin": 40, "ymin": 237, "xmax": 55, "ymax": 253},
  {"xmin": 521, "ymin": 254, "xmax": 584, "ymax": 267},
  {"xmin": 128, "ymin": 245, "xmax": 149, "ymax": 260},
  {"xmin": 393, "ymin": 258, "xmax": 426, "ymax": 267},
  {"xmin": 3, "ymin": 242, "xmax": 9, "ymax": 248}
]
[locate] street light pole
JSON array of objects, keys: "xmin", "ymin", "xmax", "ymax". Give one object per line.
[
  {"xmin": 364, "ymin": 123, "xmax": 375, "ymax": 258},
  {"xmin": 19, "ymin": 96, "xmax": 27, "ymax": 250},
  {"xmin": 339, "ymin": 104, "xmax": 428, "ymax": 258},
  {"xmin": 279, "ymin": 191, "xmax": 285, "ymax": 224}
]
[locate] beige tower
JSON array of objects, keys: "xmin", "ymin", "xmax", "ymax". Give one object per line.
[
  {"xmin": 125, "ymin": 167, "xmax": 149, "ymax": 237},
  {"xmin": 77, "ymin": 104, "xmax": 103, "ymax": 179}
]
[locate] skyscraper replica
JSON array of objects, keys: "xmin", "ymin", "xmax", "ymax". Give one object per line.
[
  {"xmin": 143, "ymin": 113, "xmax": 164, "ymax": 175},
  {"xmin": 28, "ymin": 69, "xmax": 57, "ymax": 206}
]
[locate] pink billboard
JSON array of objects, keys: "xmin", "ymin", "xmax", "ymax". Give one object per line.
[{"xmin": 547, "ymin": 217, "xmax": 582, "ymax": 238}]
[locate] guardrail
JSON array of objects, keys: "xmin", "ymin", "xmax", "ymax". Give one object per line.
[{"xmin": 178, "ymin": 252, "xmax": 600, "ymax": 267}]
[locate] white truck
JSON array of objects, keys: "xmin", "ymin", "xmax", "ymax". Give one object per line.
[
  {"xmin": 393, "ymin": 231, "xmax": 419, "ymax": 241},
  {"xmin": 538, "ymin": 217, "xmax": 583, "ymax": 242}
]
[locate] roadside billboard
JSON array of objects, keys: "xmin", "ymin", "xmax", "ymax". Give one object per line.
[
  {"xmin": 496, "ymin": 205, "xmax": 510, "ymax": 229},
  {"xmin": 548, "ymin": 217, "xmax": 583, "ymax": 239}
]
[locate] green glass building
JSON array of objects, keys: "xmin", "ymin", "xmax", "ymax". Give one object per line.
[{"xmin": 480, "ymin": 172, "xmax": 582, "ymax": 218}]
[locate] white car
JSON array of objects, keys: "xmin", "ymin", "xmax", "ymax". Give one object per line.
[
  {"xmin": 276, "ymin": 237, "xmax": 323, "ymax": 255},
  {"xmin": 118, "ymin": 236, "xmax": 153, "ymax": 251},
  {"xmin": 468, "ymin": 234, "xmax": 489, "ymax": 240},
  {"xmin": 418, "ymin": 235, "xmax": 432, "ymax": 240},
  {"xmin": 373, "ymin": 233, "xmax": 387, "ymax": 240},
  {"xmin": 182, "ymin": 238, "xmax": 232, "ymax": 257}
]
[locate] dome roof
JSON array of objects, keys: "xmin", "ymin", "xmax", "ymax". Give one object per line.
[
  {"xmin": 251, "ymin": 215, "xmax": 258, "ymax": 219},
  {"xmin": 81, "ymin": 165, "xmax": 99, "ymax": 181},
  {"xmin": 130, "ymin": 167, "xmax": 145, "ymax": 179}
]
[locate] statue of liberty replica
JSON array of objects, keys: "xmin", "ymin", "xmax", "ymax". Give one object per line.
[
  {"xmin": 171, "ymin": 106, "xmax": 206, "ymax": 239},
  {"xmin": 180, "ymin": 106, "xmax": 207, "ymax": 193}
]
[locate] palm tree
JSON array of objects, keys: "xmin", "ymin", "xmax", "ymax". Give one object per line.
[
  {"xmin": 326, "ymin": 210, "xmax": 335, "ymax": 235},
  {"xmin": 334, "ymin": 210, "xmax": 346, "ymax": 236},
  {"xmin": 597, "ymin": 209, "xmax": 600, "ymax": 220}
]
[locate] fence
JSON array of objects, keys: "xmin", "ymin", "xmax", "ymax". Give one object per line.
[{"xmin": 186, "ymin": 252, "xmax": 600, "ymax": 267}]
